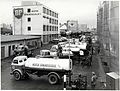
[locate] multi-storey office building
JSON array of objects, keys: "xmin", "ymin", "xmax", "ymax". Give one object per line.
[
  {"xmin": 97, "ymin": 1, "xmax": 119, "ymax": 89},
  {"xmin": 13, "ymin": 1, "xmax": 59, "ymax": 44}
]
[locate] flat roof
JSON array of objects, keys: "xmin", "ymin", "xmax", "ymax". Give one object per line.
[
  {"xmin": 1, "ymin": 35, "xmax": 40, "ymax": 43},
  {"xmin": 106, "ymin": 72, "xmax": 120, "ymax": 79}
]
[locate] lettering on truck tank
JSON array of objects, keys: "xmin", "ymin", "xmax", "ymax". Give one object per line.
[
  {"xmin": 40, "ymin": 64, "xmax": 56, "ymax": 67},
  {"xmin": 32, "ymin": 63, "xmax": 56, "ymax": 67}
]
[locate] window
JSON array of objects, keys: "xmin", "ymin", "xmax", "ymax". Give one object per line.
[
  {"xmin": 43, "ymin": 7, "xmax": 45, "ymax": 13},
  {"xmin": 47, "ymin": 9, "xmax": 49, "ymax": 15},
  {"xmin": 48, "ymin": 9, "xmax": 50, "ymax": 15},
  {"xmin": 24, "ymin": 58, "xmax": 27, "ymax": 61},
  {"xmin": 43, "ymin": 16, "xmax": 45, "ymax": 18},
  {"xmin": 52, "ymin": 12, "xmax": 54, "ymax": 16},
  {"xmin": 43, "ymin": 25, "xmax": 45, "ymax": 31},
  {"xmin": 56, "ymin": 27, "xmax": 58, "ymax": 31},
  {"xmin": 12, "ymin": 45, "xmax": 15, "ymax": 50},
  {"xmin": 28, "ymin": 17, "xmax": 31, "ymax": 22},
  {"xmin": 47, "ymin": 25, "xmax": 49, "ymax": 31},
  {"xmin": 49, "ymin": 18, "xmax": 51, "ymax": 23},
  {"xmin": 28, "ymin": 26, "xmax": 31, "ymax": 31},
  {"xmin": 19, "ymin": 60, "xmax": 22, "ymax": 63},
  {"xmin": 56, "ymin": 14, "xmax": 58, "ymax": 18},
  {"xmin": 50, "ymin": 10, "xmax": 51, "ymax": 16},
  {"xmin": 27, "ymin": 9, "xmax": 31, "ymax": 13},
  {"xmin": 13, "ymin": 60, "xmax": 18, "ymax": 64},
  {"xmin": 52, "ymin": 19, "xmax": 54, "ymax": 24},
  {"xmin": 50, "ymin": 26, "xmax": 51, "ymax": 31},
  {"xmin": 55, "ymin": 13, "xmax": 56, "ymax": 17},
  {"xmin": 55, "ymin": 26, "xmax": 56, "ymax": 31},
  {"xmin": 55, "ymin": 20, "xmax": 56, "ymax": 24}
]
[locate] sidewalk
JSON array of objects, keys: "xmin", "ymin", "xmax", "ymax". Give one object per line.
[{"xmin": 95, "ymin": 54, "xmax": 107, "ymax": 90}]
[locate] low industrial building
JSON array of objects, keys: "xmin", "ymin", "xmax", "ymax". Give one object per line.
[{"xmin": 1, "ymin": 35, "xmax": 41, "ymax": 59}]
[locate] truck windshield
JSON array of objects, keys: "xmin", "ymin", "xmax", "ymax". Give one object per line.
[{"xmin": 13, "ymin": 60, "xmax": 18, "ymax": 64}]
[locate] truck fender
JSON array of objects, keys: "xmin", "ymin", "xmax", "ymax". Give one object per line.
[
  {"xmin": 48, "ymin": 72, "xmax": 60, "ymax": 79},
  {"xmin": 13, "ymin": 69, "xmax": 23, "ymax": 76}
]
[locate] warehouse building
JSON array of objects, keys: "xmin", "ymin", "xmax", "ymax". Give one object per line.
[
  {"xmin": 13, "ymin": 1, "xmax": 59, "ymax": 44},
  {"xmin": 1, "ymin": 35, "xmax": 41, "ymax": 59}
]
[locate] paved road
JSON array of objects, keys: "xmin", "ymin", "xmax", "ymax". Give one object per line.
[{"xmin": 1, "ymin": 43, "xmax": 105, "ymax": 90}]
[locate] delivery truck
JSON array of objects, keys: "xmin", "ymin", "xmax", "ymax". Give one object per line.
[{"xmin": 10, "ymin": 56, "xmax": 72, "ymax": 84}]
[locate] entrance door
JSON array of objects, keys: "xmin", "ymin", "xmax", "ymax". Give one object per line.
[
  {"xmin": 8, "ymin": 46, "xmax": 11, "ymax": 56},
  {"xmin": 1, "ymin": 46, "xmax": 5, "ymax": 59}
]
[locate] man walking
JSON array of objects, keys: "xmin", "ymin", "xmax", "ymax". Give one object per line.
[{"xmin": 91, "ymin": 72, "xmax": 97, "ymax": 89}]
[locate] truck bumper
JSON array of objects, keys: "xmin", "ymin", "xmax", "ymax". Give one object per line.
[{"xmin": 10, "ymin": 72, "xmax": 13, "ymax": 75}]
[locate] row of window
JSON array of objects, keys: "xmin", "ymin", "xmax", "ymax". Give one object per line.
[
  {"xmin": 43, "ymin": 7, "xmax": 58, "ymax": 18},
  {"xmin": 27, "ymin": 25, "xmax": 58, "ymax": 31},
  {"xmin": 43, "ymin": 16, "xmax": 58, "ymax": 25},
  {"xmin": 27, "ymin": 8, "xmax": 58, "ymax": 18},
  {"xmin": 27, "ymin": 17, "xmax": 58, "ymax": 25},
  {"xmin": 43, "ymin": 25, "xmax": 58, "ymax": 31}
]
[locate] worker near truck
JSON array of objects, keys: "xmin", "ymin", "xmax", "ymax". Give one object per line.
[
  {"xmin": 91, "ymin": 72, "xmax": 98, "ymax": 89},
  {"xmin": 57, "ymin": 44, "xmax": 63, "ymax": 57}
]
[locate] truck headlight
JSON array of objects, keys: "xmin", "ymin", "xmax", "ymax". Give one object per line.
[{"xmin": 11, "ymin": 66, "xmax": 15, "ymax": 70}]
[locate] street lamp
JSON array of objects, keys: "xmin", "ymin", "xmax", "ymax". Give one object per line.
[
  {"xmin": 66, "ymin": 31, "xmax": 71, "ymax": 60},
  {"xmin": 66, "ymin": 31, "xmax": 71, "ymax": 87}
]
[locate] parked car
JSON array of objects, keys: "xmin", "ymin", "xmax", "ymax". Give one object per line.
[
  {"xmin": 62, "ymin": 47, "xmax": 73, "ymax": 57},
  {"xmin": 59, "ymin": 37, "xmax": 68, "ymax": 42},
  {"xmin": 64, "ymin": 44, "xmax": 80, "ymax": 52},
  {"xmin": 50, "ymin": 45, "xmax": 73, "ymax": 57},
  {"xmin": 58, "ymin": 41, "xmax": 68, "ymax": 47},
  {"xmin": 38, "ymin": 50, "xmax": 52, "ymax": 58},
  {"xmin": 49, "ymin": 39, "xmax": 59, "ymax": 44}
]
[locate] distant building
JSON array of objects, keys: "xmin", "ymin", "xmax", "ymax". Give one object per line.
[
  {"xmin": 67, "ymin": 20, "xmax": 79, "ymax": 33},
  {"xmin": 0, "ymin": 23, "xmax": 13, "ymax": 35},
  {"xmin": 79, "ymin": 24, "xmax": 88, "ymax": 32},
  {"xmin": 59, "ymin": 23, "xmax": 67, "ymax": 33},
  {"xmin": 13, "ymin": 1, "xmax": 59, "ymax": 44},
  {"xmin": 1, "ymin": 35, "xmax": 41, "ymax": 59}
]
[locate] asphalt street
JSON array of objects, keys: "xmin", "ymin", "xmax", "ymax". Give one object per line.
[{"xmin": 1, "ymin": 43, "xmax": 106, "ymax": 90}]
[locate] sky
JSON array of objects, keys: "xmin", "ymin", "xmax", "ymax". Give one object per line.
[{"xmin": 0, "ymin": 0, "xmax": 100, "ymax": 28}]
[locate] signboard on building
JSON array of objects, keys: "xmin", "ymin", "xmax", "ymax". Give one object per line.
[
  {"xmin": 13, "ymin": 8, "xmax": 23, "ymax": 19},
  {"xmin": 67, "ymin": 20, "xmax": 78, "ymax": 33}
]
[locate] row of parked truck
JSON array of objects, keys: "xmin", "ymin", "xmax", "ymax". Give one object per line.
[{"xmin": 10, "ymin": 36, "xmax": 89, "ymax": 85}]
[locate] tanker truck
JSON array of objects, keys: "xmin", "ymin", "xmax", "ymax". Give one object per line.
[{"xmin": 10, "ymin": 56, "xmax": 72, "ymax": 84}]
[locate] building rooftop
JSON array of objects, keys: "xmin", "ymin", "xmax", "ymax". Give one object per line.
[{"xmin": 1, "ymin": 35, "xmax": 40, "ymax": 43}]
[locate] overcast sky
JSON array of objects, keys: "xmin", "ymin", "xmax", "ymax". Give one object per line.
[{"xmin": 0, "ymin": 0, "xmax": 100, "ymax": 28}]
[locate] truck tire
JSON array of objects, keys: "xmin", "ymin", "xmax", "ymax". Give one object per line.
[
  {"xmin": 48, "ymin": 74, "xmax": 58, "ymax": 85},
  {"xmin": 13, "ymin": 71, "xmax": 21, "ymax": 80}
]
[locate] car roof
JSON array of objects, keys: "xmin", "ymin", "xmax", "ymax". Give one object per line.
[
  {"xmin": 13, "ymin": 56, "xmax": 27, "ymax": 60},
  {"xmin": 41, "ymin": 50, "xmax": 50, "ymax": 52}
]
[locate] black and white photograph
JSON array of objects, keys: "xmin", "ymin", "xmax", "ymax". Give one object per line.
[{"xmin": 0, "ymin": 0, "xmax": 119, "ymax": 90}]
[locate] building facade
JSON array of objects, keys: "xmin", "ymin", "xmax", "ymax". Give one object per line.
[
  {"xmin": 0, "ymin": 23, "xmax": 13, "ymax": 35},
  {"xmin": 13, "ymin": 1, "xmax": 59, "ymax": 44},
  {"xmin": 79, "ymin": 24, "xmax": 88, "ymax": 32},
  {"xmin": 1, "ymin": 35, "xmax": 41, "ymax": 59},
  {"xmin": 97, "ymin": 1, "xmax": 119, "ymax": 89}
]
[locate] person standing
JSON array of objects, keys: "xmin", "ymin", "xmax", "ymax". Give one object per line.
[
  {"xmin": 57, "ymin": 44, "xmax": 63, "ymax": 57},
  {"xmin": 91, "ymin": 72, "xmax": 98, "ymax": 89}
]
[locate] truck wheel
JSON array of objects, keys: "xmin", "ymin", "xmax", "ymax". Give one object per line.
[
  {"xmin": 48, "ymin": 74, "xmax": 58, "ymax": 85},
  {"xmin": 13, "ymin": 71, "xmax": 21, "ymax": 80}
]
